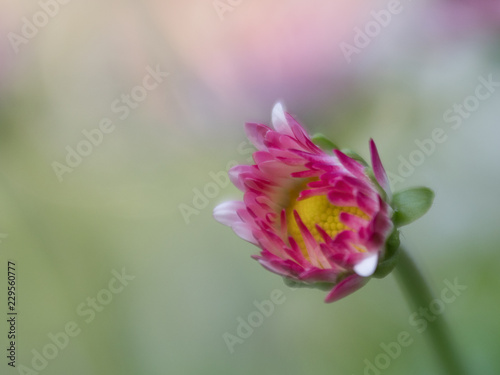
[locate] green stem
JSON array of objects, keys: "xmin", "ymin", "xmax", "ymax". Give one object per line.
[{"xmin": 393, "ymin": 247, "xmax": 466, "ymax": 375}]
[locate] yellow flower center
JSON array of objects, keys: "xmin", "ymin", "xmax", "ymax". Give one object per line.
[{"xmin": 286, "ymin": 182, "xmax": 369, "ymax": 256}]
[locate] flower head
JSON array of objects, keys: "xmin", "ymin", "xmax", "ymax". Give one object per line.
[{"xmin": 214, "ymin": 103, "xmax": 397, "ymax": 302}]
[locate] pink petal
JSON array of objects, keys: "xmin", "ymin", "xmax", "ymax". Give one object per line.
[
  {"xmin": 369, "ymin": 139, "xmax": 390, "ymax": 196},
  {"xmin": 291, "ymin": 169, "xmax": 320, "ymax": 178},
  {"xmin": 254, "ymin": 234, "xmax": 283, "ymax": 259},
  {"xmin": 256, "ymin": 258, "xmax": 292, "ymax": 277},
  {"xmin": 364, "ymin": 232, "xmax": 386, "ymax": 252},
  {"xmin": 307, "ymin": 180, "xmax": 328, "ymax": 188},
  {"xmin": 276, "ymin": 156, "xmax": 307, "ymax": 167},
  {"xmin": 324, "ymin": 274, "xmax": 369, "ymax": 303},
  {"xmin": 287, "ymin": 236, "xmax": 309, "ymax": 266},
  {"xmin": 243, "ymin": 196, "xmax": 267, "ymax": 220},
  {"xmin": 356, "ymin": 191, "xmax": 377, "ymax": 215},
  {"xmin": 293, "ymin": 210, "xmax": 330, "ymax": 269},
  {"xmin": 271, "ymin": 102, "xmax": 294, "ymax": 137},
  {"xmin": 258, "ymin": 160, "xmax": 295, "ymax": 178},
  {"xmin": 291, "ymin": 149, "xmax": 333, "ymax": 164},
  {"xmin": 236, "ymin": 207, "xmax": 253, "ymax": 223},
  {"xmin": 328, "ymin": 251, "xmax": 366, "ymax": 269},
  {"xmin": 298, "ymin": 187, "xmax": 331, "ymax": 200},
  {"xmin": 318, "ymin": 242, "xmax": 349, "ymax": 270},
  {"xmin": 327, "ymin": 191, "xmax": 355, "ymax": 206},
  {"xmin": 253, "ymin": 151, "xmax": 274, "ymax": 164},
  {"xmin": 232, "ymin": 222, "xmax": 257, "ymax": 244},
  {"xmin": 315, "ymin": 225, "xmax": 333, "ymax": 243},
  {"xmin": 299, "ymin": 268, "xmax": 339, "ymax": 283},
  {"xmin": 264, "ymin": 131, "xmax": 303, "ymax": 151},
  {"xmin": 370, "ymin": 208, "xmax": 393, "ymax": 237},
  {"xmin": 244, "ymin": 178, "xmax": 274, "ymax": 193},
  {"xmin": 278, "ymin": 209, "xmax": 287, "ymax": 240},
  {"xmin": 255, "ymin": 253, "xmax": 304, "ymax": 278},
  {"xmin": 245, "ymin": 122, "xmax": 270, "ymax": 150},
  {"xmin": 256, "ymin": 195, "xmax": 281, "ymax": 213},
  {"xmin": 228, "ymin": 165, "xmax": 254, "ymax": 191},
  {"xmin": 286, "ymin": 113, "xmax": 321, "ymax": 153},
  {"xmin": 334, "ymin": 149, "xmax": 366, "ymax": 178},
  {"xmin": 341, "ymin": 175, "xmax": 373, "ymax": 195},
  {"xmin": 339, "ymin": 212, "xmax": 369, "ymax": 231},
  {"xmin": 213, "ymin": 201, "xmax": 244, "ymax": 226}
]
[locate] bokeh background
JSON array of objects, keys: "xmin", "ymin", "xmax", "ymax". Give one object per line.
[{"xmin": 1, "ymin": 0, "xmax": 499, "ymax": 374}]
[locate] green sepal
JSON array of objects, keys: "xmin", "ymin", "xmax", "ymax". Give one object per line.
[
  {"xmin": 282, "ymin": 277, "xmax": 333, "ymax": 291},
  {"xmin": 365, "ymin": 167, "xmax": 388, "ymax": 201},
  {"xmin": 372, "ymin": 229, "xmax": 400, "ymax": 279},
  {"xmin": 391, "ymin": 187, "xmax": 435, "ymax": 227},
  {"xmin": 311, "ymin": 133, "xmax": 339, "ymax": 152},
  {"xmin": 341, "ymin": 149, "xmax": 368, "ymax": 166}
]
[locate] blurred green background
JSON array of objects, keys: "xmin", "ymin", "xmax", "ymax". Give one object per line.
[{"xmin": 1, "ymin": 0, "xmax": 499, "ymax": 374}]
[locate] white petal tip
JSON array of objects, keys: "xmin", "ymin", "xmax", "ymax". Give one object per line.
[
  {"xmin": 354, "ymin": 253, "xmax": 378, "ymax": 277},
  {"xmin": 232, "ymin": 222, "xmax": 257, "ymax": 244},
  {"xmin": 272, "ymin": 101, "xmax": 285, "ymax": 116},
  {"xmin": 213, "ymin": 201, "xmax": 242, "ymax": 226},
  {"xmin": 271, "ymin": 102, "xmax": 290, "ymax": 134},
  {"xmin": 272, "ymin": 101, "xmax": 285, "ymax": 115}
]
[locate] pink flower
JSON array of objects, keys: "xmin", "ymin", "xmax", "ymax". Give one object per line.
[{"xmin": 214, "ymin": 104, "xmax": 395, "ymax": 303}]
